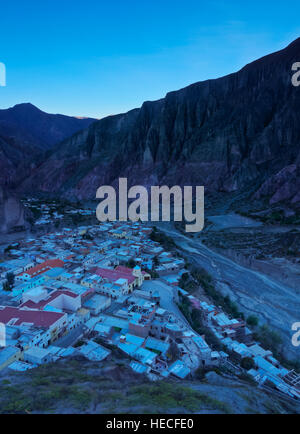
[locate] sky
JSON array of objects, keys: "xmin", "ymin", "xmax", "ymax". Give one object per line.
[{"xmin": 0, "ymin": 0, "xmax": 300, "ymax": 119}]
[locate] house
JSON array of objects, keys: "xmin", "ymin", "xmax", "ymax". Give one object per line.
[
  {"xmin": 129, "ymin": 314, "xmax": 151, "ymax": 338},
  {"xmin": 12, "ymin": 276, "xmax": 46, "ymax": 297},
  {"xmin": 22, "ymin": 286, "xmax": 48, "ymax": 304},
  {"xmin": 21, "ymin": 289, "xmax": 81, "ymax": 313},
  {"xmin": 100, "ymin": 315, "xmax": 129, "ymax": 334},
  {"xmin": 168, "ymin": 360, "xmax": 191, "ymax": 379},
  {"xmin": 14, "ymin": 325, "xmax": 46, "ymax": 350},
  {"xmin": 17, "ymin": 259, "xmax": 65, "ymax": 281},
  {"xmin": 134, "ymin": 347, "xmax": 157, "ymax": 366},
  {"xmin": 8, "ymin": 360, "xmax": 37, "ymax": 372},
  {"xmin": 94, "ymin": 323, "xmax": 113, "ymax": 340},
  {"xmin": 23, "ymin": 346, "xmax": 53, "ymax": 365},
  {"xmin": 0, "ymin": 346, "xmax": 22, "ymax": 371},
  {"xmin": 120, "ymin": 333, "xmax": 145, "ymax": 347},
  {"xmin": 0, "ymin": 306, "xmax": 67, "ymax": 346},
  {"xmin": 144, "ymin": 336, "xmax": 170, "ymax": 356},
  {"xmin": 1, "ymin": 325, "xmax": 20, "ymax": 347},
  {"xmin": 110, "ymin": 229, "xmax": 127, "ymax": 239},
  {"xmin": 43, "ymin": 267, "xmax": 65, "ymax": 281},
  {"xmin": 93, "ymin": 265, "xmax": 146, "ymax": 292},
  {"xmin": 78, "ymin": 340, "xmax": 111, "ymax": 361},
  {"xmin": 130, "ymin": 361, "xmax": 149, "ymax": 375},
  {"xmin": 83, "ymin": 294, "xmax": 111, "ymax": 316}
]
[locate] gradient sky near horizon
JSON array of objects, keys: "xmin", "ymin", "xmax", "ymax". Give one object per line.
[{"xmin": 1, "ymin": 0, "xmax": 300, "ymax": 118}]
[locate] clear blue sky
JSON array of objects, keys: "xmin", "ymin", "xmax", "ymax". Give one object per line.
[{"xmin": 1, "ymin": 0, "xmax": 300, "ymax": 118}]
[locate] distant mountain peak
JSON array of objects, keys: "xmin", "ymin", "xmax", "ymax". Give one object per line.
[{"xmin": 0, "ymin": 103, "xmax": 97, "ymax": 187}]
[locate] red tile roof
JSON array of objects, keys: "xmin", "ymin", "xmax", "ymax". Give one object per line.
[
  {"xmin": 115, "ymin": 265, "xmax": 135, "ymax": 275},
  {"xmin": 92, "ymin": 267, "xmax": 135, "ymax": 284},
  {"xmin": 0, "ymin": 306, "xmax": 65, "ymax": 328},
  {"xmin": 18, "ymin": 259, "xmax": 65, "ymax": 278}
]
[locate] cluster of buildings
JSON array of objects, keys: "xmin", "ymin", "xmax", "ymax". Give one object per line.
[
  {"xmin": 0, "ymin": 222, "xmax": 213, "ymax": 380},
  {"xmin": 180, "ymin": 290, "xmax": 300, "ymax": 400},
  {"xmin": 21, "ymin": 198, "xmax": 94, "ymax": 226},
  {"xmin": 0, "ymin": 220, "xmax": 299, "ymax": 401}
]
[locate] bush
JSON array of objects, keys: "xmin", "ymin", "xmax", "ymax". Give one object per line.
[
  {"xmin": 74, "ymin": 340, "xmax": 85, "ymax": 348},
  {"xmin": 241, "ymin": 357, "xmax": 255, "ymax": 371},
  {"xmin": 6, "ymin": 272, "xmax": 15, "ymax": 287},
  {"xmin": 150, "ymin": 230, "xmax": 175, "ymax": 250},
  {"xmin": 247, "ymin": 315, "xmax": 259, "ymax": 327},
  {"xmin": 2, "ymin": 281, "xmax": 11, "ymax": 292},
  {"xmin": 253, "ymin": 325, "xmax": 283, "ymax": 356}
]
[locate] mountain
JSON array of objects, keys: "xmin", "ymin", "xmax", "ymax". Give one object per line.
[
  {"xmin": 0, "ymin": 103, "xmax": 96, "ymax": 187},
  {"xmin": 20, "ymin": 39, "xmax": 300, "ymax": 209},
  {"xmin": 0, "ymin": 186, "xmax": 28, "ymax": 233}
]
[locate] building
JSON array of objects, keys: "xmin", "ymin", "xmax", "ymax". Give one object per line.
[
  {"xmin": 0, "ymin": 346, "xmax": 22, "ymax": 371},
  {"xmin": 78, "ymin": 340, "xmax": 111, "ymax": 361},
  {"xmin": 83, "ymin": 294, "xmax": 111, "ymax": 316},
  {"xmin": 0, "ymin": 306, "xmax": 67, "ymax": 346},
  {"xmin": 17, "ymin": 259, "xmax": 65, "ymax": 281},
  {"xmin": 21, "ymin": 289, "xmax": 81, "ymax": 313},
  {"xmin": 23, "ymin": 346, "xmax": 53, "ymax": 365}
]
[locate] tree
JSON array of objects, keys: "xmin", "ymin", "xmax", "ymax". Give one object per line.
[
  {"xmin": 2, "ymin": 281, "xmax": 11, "ymax": 292},
  {"xmin": 153, "ymin": 256, "xmax": 160, "ymax": 267},
  {"xmin": 4, "ymin": 245, "xmax": 13, "ymax": 255},
  {"xmin": 247, "ymin": 315, "xmax": 259, "ymax": 327},
  {"xmin": 6, "ymin": 272, "xmax": 15, "ymax": 287},
  {"xmin": 83, "ymin": 232, "xmax": 93, "ymax": 241},
  {"xmin": 181, "ymin": 272, "xmax": 189, "ymax": 282},
  {"xmin": 168, "ymin": 341, "xmax": 180, "ymax": 361},
  {"xmin": 126, "ymin": 259, "xmax": 136, "ymax": 269},
  {"xmin": 241, "ymin": 357, "xmax": 255, "ymax": 371},
  {"xmin": 224, "ymin": 295, "xmax": 231, "ymax": 305}
]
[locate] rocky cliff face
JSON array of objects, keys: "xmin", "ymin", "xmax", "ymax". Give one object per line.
[
  {"xmin": 20, "ymin": 39, "xmax": 300, "ymax": 206},
  {"xmin": 255, "ymin": 164, "xmax": 300, "ymax": 206},
  {"xmin": 0, "ymin": 187, "xmax": 27, "ymax": 233}
]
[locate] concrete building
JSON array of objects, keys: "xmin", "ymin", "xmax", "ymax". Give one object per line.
[
  {"xmin": 23, "ymin": 346, "xmax": 53, "ymax": 365},
  {"xmin": 83, "ymin": 294, "xmax": 111, "ymax": 316},
  {"xmin": 0, "ymin": 346, "xmax": 22, "ymax": 371}
]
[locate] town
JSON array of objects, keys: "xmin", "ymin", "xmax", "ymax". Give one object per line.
[{"xmin": 0, "ymin": 214, "xmax": 299, "ymax": 403}]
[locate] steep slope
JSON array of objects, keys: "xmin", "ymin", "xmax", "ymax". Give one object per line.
[
  {"xmin": 0, "ymin": 186, "xmax": 28, "ymax": 233},
  {"xmin": 21, "ymin": 39, "xmax": 300, "ymax": 205},
  {"xmin": 0, "ymin": 103, "xmax": 96, "ymax": 187}
]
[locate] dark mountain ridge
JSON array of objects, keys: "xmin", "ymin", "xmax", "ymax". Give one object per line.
[
  {"xmin": 0, "ymin": 103, "xmax": 96, "ymax": 187},
  {"xmin": 17, "ymin": 38, "xmax": 300, "ymax": 209},
  {"xmin": 0, "ymin": 103, "xmax": 96, "ymax": 149}
]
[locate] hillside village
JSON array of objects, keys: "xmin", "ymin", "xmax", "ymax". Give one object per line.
[{"xmin": 0, "ymin": 219, "xmax": 299, "ymax": 402}]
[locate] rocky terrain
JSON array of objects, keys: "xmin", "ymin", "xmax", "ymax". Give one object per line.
[
  {"xmin": 0, "ymin": 186, "xmax": 29, "ymax": 234},
  {"xmin": 17, "ymin": 38, "xmax": 300, "ymax": 214}
]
